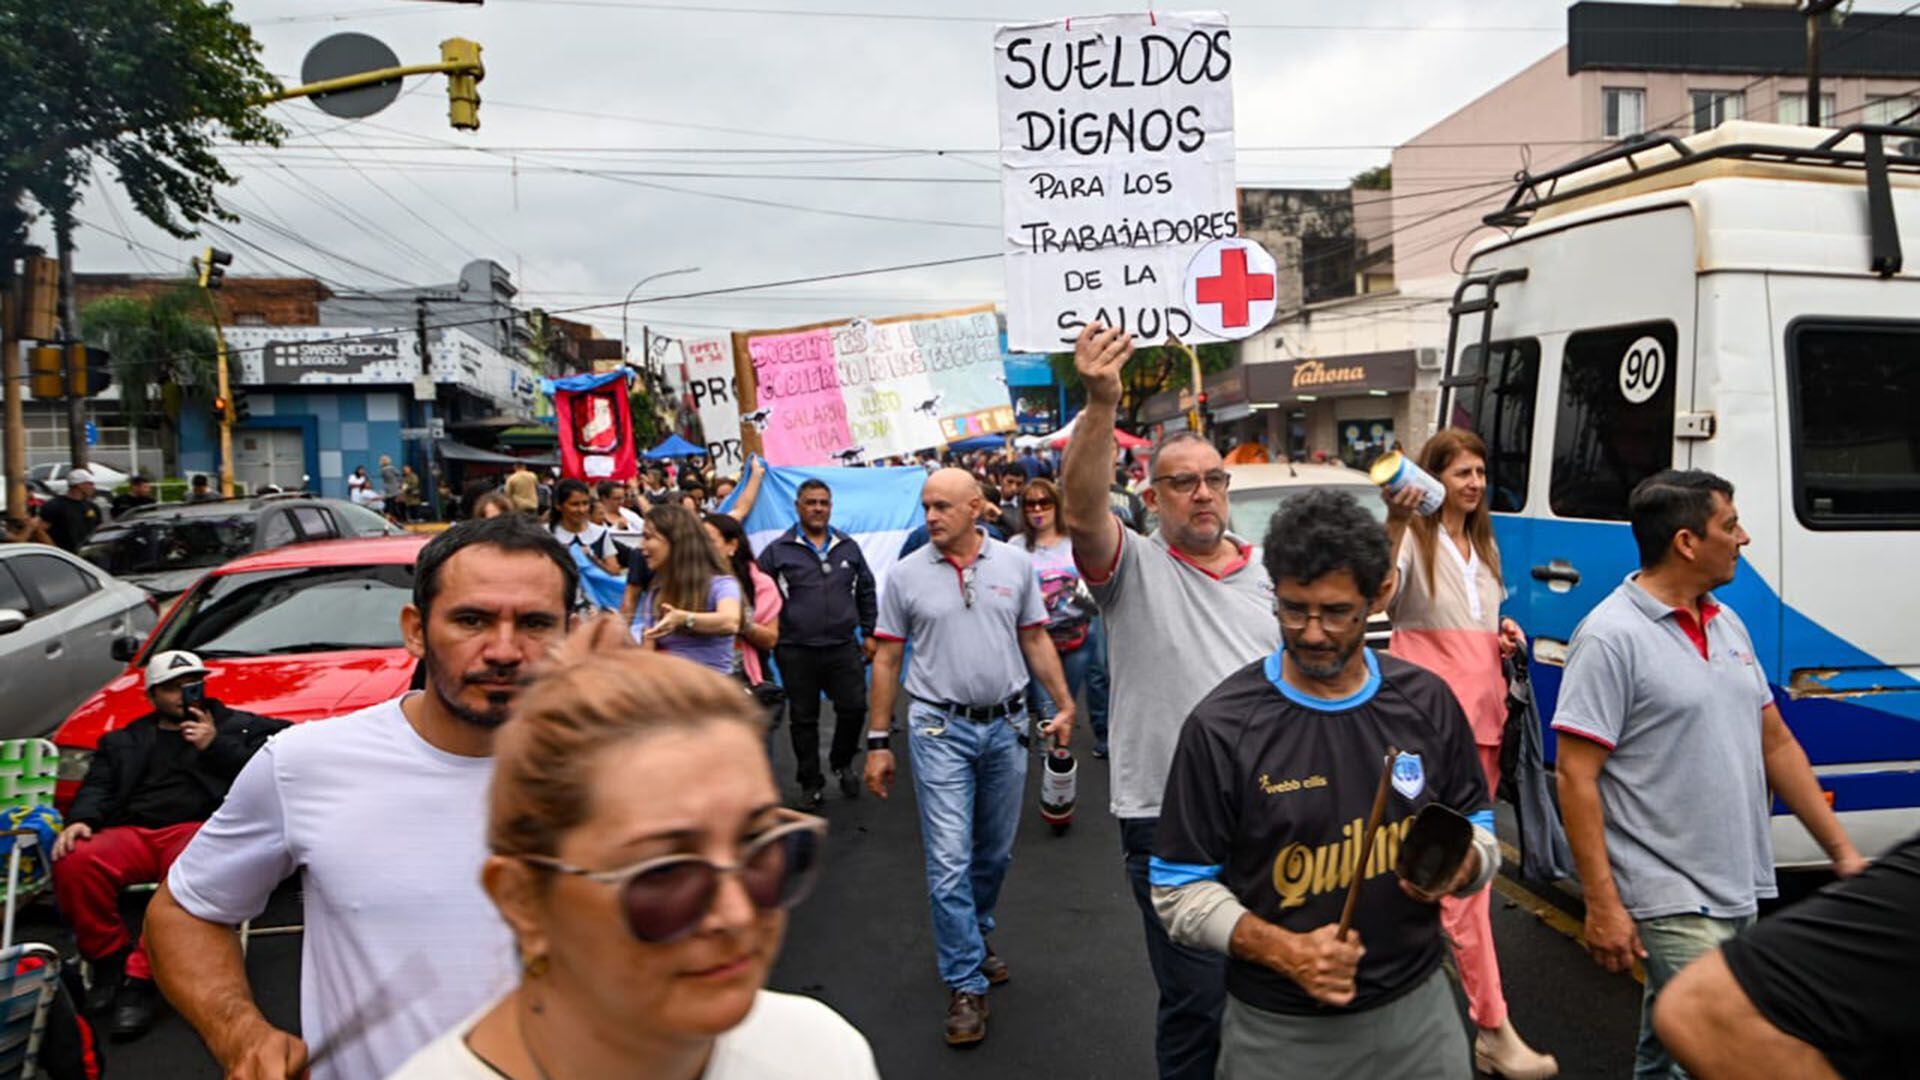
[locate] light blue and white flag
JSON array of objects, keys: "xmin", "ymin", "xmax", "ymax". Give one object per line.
[{"xmin": 720, "ymin": 457, "xmax": 927, "ymax": 599}]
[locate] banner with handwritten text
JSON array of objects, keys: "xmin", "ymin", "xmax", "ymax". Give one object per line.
[{"xmin": 994, "ymin": 11, "xmax": 1238, "ymax": 352}]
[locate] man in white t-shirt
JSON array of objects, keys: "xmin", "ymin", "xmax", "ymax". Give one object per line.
[{"xmin": 145, "ymin": 515, "xmax": 582, "ymax": 1080}]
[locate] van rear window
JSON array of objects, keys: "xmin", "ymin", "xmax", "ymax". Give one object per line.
[
  {"xmin": 1445, "ymin": 338, "xmax": 1539, "ymax": 512},
  {"xmin": 1790, "ymin": 322, "xmax": 1920, "ymax": 529}
]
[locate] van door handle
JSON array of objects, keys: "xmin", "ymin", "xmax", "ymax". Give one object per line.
[{"xmin": 1531, "ymin": 561, "xmax": 1582, "ymax": 586}]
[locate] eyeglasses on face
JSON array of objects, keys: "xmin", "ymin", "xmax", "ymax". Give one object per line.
[
  {"xmin": 1022, "ymin": 498, "xmax": 1055, "ymax": 510},
  {"xmin": 1151, "ymin": 470, "xmax": 1232, "ymax": 495},
  {"xmin": 518, "ymin": 810, "xmax": 826, "ymax": 944},
  {"xmin": 1276, "ymin": 603, "xmax": 1365, "ymax": 634}
]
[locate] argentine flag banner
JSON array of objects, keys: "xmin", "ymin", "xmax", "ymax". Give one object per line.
[{"xmin": 721, "ymin": 458, "xmax": 927, "ymax": 599}]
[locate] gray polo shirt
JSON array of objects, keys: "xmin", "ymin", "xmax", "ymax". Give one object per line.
[
  {"xmin": 1084, "ymin": 527, "xmax": 1279, "ymax": 820},
  {"xmin": 876, "ymin": 532, "xmax": 1048, "ymax": 707},
  {"xmin": 1553, "ymin": 575, "xmax": 1777, "ymax": 920}
]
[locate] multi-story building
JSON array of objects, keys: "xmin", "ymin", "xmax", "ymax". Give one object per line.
[{"xmin": 1238, "ymin": 0, "xmax": 1920, "ymax": 467}]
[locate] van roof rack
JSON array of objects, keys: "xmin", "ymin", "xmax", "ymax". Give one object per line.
[{"xmin": 1487, "ymin": 121, "xmax": 1920, "ymax": 277}]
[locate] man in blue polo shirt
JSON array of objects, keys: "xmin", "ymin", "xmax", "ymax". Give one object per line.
[
  {"xmin": 1555, "ymin": 469, "xmax": 1865, "ymax": 1079},
  {"xmin": 864, "ymin": 467, "xmax": 1075, "ymax": 1048}
]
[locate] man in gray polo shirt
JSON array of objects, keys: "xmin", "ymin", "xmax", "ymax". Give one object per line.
[
  {"xmin": 1555, "ymin": 469, "xmax": 1864, "ymax": 1079},
  {"xmin": 864, "ymin": 467, "xmax": 1074, "ymax": 1048},
  {"xmin": 1062, "ymin": 323, "xmax": 1280, "ymax": 1080}
]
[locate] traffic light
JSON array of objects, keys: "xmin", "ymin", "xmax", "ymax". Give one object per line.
[
  {"xmin": 194, "ymin": 247, "xmax": 233, "ymax": 290},
  {"xmin": 83, "ymin": 346, "xmax": 112, "ymax": 396},
  {"xmin": 28, "ymin": 347, "xmax": 62, "ymax": 400},
  {"xmin": 231, "ymin": 387, "xmax": 251, "ymax": 423},
  {"xmin": 441, "ymin": 39, "xmax": 483, "ymax": 131},
  {"xmin": 210, "ymin": 395, "xmax": 230, "ymax": 424}
]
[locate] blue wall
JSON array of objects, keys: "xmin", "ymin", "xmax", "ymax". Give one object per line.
[{"xmin": 178, "ymin": 390, "xmax": 408, "ymax": 499}]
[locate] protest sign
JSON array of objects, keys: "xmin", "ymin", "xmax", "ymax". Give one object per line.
[
  {"xmin": 994, "ymin": 11, "xmax": 1238, "ymax": 352},
  {"xmin": 676, "ymin": 336, "xmax": 746, "ymax": 472},
  {"xmin": 733, "ymin": 305, "xmax": 1014, "ymax": 466}
]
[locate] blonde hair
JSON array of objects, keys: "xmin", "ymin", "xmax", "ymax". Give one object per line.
[{"xmin": 488, "ymin": 650, "xmax": 764, "ymax": 860}]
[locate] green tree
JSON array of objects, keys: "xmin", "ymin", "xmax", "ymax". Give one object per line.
[
  {"xmin": 1351, "ymin": 164, "xmax": 1391, "ymax": 191},
  {"xmin": 78, "ymin": 286, "xmax": 218, "ymax": 475},
  {"xmin": 1047, "ymin": 340, "xmax": 1235, "ymax": 429},
  {"xmin": 1, "ymin": 0, "xmax": 283, "ymax": 267}
]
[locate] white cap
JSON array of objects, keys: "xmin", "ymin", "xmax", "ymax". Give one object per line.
[
  {"xmin": 144, "ymin": 650, "xmax": 211, "ymax": 689},
  {"xmin": 66, "ymin": 468, "xmax": 95, "ymax": 486}
]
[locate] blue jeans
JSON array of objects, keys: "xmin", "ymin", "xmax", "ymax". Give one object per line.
[
  {"xmin": 1122, "ymin": 817, "xmax": 1227, "ymax": 1080},
  {"xmin": 906, "ymin": 699, "xmax": 1030, "ymax": 994},
  {"xmin": 1634, "ymin": 912, "xmax": 1756, "ymax": 1079},
  {"xmin": 1027, "ymin": 618, "xmax": 1111, "ymax": 743}
]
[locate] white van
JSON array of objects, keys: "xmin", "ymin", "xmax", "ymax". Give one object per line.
[{"xmin": 1439, "ymin": 120, "xmax": 1920, "ymax": 867}]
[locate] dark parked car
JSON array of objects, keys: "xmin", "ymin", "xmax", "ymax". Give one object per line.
[{"xmin": 77, "ymin": 496, "xmax": 405, "ymax": 599}]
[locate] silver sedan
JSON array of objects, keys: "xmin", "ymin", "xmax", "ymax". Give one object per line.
[{"xmin": 0, "ymin": 544, "xmax": 158, "ymax": 739}]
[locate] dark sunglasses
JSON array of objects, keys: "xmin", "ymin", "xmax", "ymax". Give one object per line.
[
  {"xmin": 520, "ymin": 811, "xmax": 826, "ymax": 943},
  {"xmin": 1022, "ymin": 498, "xmax": 1055, "ymax": 509}
]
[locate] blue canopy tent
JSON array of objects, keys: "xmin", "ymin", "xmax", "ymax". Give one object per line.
[
  {"xmin": 947, "ymin": 433, "xmax": 1008, "ymax": 453},
  {"xmin": 645, "ymin": 433, "xmax": 705, "ymax": 459}
]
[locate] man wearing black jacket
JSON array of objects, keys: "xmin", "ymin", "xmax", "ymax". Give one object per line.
[
  {"xmin": 758, "ymin": 479, "xmax": 879, "ymax": 807},
  {"xmin": 52, "ymin": 649, "xmax": 287, "ymax": 1041}
]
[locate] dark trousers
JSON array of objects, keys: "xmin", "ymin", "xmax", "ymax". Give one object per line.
[
  {"xmin": 1122, "ymin": 816, "xmax": 1228, "ymax": 1080},
  {"xmin": 777, "ymin": 641, "xmax": 869, "ymax": 790}
]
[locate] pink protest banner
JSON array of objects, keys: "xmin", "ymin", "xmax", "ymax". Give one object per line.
[{"xmin": 743, "ymin": 327, "xmax": 851, "ymax": 466}]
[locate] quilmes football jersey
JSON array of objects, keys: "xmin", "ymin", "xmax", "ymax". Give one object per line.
[{"xmin": 1155, "ymin": 648, "xmax": 1491, "ymax": 1015}]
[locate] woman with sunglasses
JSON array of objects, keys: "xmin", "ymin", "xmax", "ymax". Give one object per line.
[
  {"xmin": 389, "ymin": 649, "xmax": 877, "ymax": 1079},
  {"xmin": 1019, "ymin": 477, "xmax": 1112, "ymax": 758}
]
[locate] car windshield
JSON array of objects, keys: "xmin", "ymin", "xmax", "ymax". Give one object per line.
[
  {"xmin": 1228, "ymin": 483, "xmax": 1388, "ymax": 540},
  {"xmin": 151, "ymin": 564, "xmax": 413, "ymax": 657},
  {"xmin": 80, "ymin": 516, "xmax": 256, "ymax": 576}
]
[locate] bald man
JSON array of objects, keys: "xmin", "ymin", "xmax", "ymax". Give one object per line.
[{"xmin": 865, "ymin": 468, "xmax": 1076, "ymax": 1047}]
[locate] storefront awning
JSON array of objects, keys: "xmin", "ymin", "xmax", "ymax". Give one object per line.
[
  {"xmin": 434, "ymin": 440, "xmax": 559, "ymax": 467},
  {"xmin": 1241, "ymin": 349, "xmax": 1416, "ymax": 405}
]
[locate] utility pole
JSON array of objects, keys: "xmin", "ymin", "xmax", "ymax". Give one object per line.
[
  {"xmin": 2, "ymin": 269, "xmax": 21, "ymax": 517},
  {"xmin": 1804, "ymin": 0, "xmax": 1844, "ymax": 128},
  {"xmin": 193, "ymin": 247, "xmax": 235, "ymax": 496},
  {"xmin": 56, "ymin": 225, "xmax": 86, "ymax": 470},
  {"xmin": 416, "ymin": 298, "xmax": 443, "ymax": 521}
]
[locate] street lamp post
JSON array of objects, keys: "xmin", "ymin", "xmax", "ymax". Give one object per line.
[{"xmin": 619, "ymin": 266, "xmax": 700, "ymax": 364}]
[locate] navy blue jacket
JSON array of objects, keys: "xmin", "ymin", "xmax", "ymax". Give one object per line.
[{"xmin": 757, "ymin": 526, "xmax": 878, "ymax": 648}]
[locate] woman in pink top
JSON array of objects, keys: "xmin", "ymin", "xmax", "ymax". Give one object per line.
[
  {"xmin": 705, "ymin": 513, "xmax": 781, "ymax": 685},
  {"xmin": 1383, "ymin": 428, "xmax": 1557, "ymax": 1080}
]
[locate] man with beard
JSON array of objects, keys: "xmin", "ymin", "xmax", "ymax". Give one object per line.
[
  {"xmin": 1152, "ymin": 489, "xmax": 1499, "ymax": 1079},
  {"xmin": 1061, "ymin": 323, "xmax": 1279, "ymax": 1079},
  {"xmin": 144, "ymin": 516, "xmax": 580, "ymax": 1080}
]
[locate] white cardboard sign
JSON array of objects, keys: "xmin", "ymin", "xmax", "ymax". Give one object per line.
[{"xmin": 994, "ymin": 11, "xmax": 1238, "ymax": 353}]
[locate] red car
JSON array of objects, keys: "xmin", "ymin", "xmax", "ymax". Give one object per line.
[{"xmin": 51, "ymin": 534, "xmax": 429, "ymax": 808}]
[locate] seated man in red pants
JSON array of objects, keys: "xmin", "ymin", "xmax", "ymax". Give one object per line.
[{"xmin": 51, "ymin": 649, "xmax": 286, "ymax": 1041}]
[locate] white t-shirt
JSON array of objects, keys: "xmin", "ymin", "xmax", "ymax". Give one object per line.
[
  {"xmin": 168, "ymin": 697, "xmax": 515, "ymax": 1080},
  {"xmin": 386, "ymin": 989, "xmax": 880, "ymax": 1079}
]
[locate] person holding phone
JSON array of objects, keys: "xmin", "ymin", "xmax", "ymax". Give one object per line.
[{"xmin": 52, "ymin": 650, "xmax": 287, "ymax": 1041}]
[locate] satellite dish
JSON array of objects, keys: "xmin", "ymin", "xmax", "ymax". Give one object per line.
[{"xmin": 301, "ymin": 33, "xmax": 404, "ymax": 120}]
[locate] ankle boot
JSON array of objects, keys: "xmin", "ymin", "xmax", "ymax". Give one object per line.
[{"xmin": 1473, "ymin": 1017, "xmax": 1558, "ymax": 1079}]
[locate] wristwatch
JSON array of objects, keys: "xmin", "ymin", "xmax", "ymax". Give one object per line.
[
  {"xmin": 683, "ymin": 611, "xmax": 696, "ymax": 630},
  {"xmin": 867, "ymin": 733, "xmax": 891, "ymax": 752}
]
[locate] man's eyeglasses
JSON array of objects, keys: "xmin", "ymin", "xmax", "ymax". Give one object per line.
[
  {"xmin": 519, "ymin": 810, "xmax": 826, "ymax": 944},
  {"xmin": 1276, "ymin": 603, "xmax": 1366, "ymax": 634},
  {"xmin": 1151, "ymin": 470, "xmax": 1232, "ymax": 496}
]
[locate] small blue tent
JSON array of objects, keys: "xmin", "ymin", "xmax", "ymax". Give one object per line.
[{"xmin": 645, "ymin": 433, "xmax": 705, "ymax": 459}]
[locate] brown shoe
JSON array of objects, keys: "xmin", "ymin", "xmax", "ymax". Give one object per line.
[
  {"xmin": 980, "ymin": 943, "xmax": 1009, "ymax": 985},
  {"xmin": 944, "ymin": 990, "xmax": 988, "ymax": 1046}
]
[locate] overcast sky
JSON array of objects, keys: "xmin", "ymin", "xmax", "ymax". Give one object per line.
[{"xmin": 43, "ymin": 0, "xmax": 1908, "ymax": 345}]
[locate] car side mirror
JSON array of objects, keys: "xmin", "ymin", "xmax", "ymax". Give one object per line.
[
  {"xmin": 111, "ymin": 635, "xmax": 142, "ymax": 663},
  {"xmin": 0, "ymin": 609, "xmax": 24, "ymax": 636}
]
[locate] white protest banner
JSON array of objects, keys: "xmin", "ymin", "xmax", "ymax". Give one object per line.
[
  {"xmin": 994, "ymin": 11, "xmax": 1238, "ymax": 353},
  {"xmin": 675, "ymin": 336, "xmax": 746, "ymax": 472},
  {"xmin": 738, "ymin": 305, "xmax": 1014, "ymax": 466}
]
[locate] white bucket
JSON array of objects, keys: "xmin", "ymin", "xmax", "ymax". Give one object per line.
[{"xmin": 1370, "ymin": 450, "xmax": 1445, "ymax": 517}]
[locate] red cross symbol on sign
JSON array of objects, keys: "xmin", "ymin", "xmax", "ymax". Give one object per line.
[{"xmin": 1193, "ymin": 246, "xmax": 1276, "ymax": 328}]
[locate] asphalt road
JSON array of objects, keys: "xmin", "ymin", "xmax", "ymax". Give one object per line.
[{"xmin": 42, "ymin": 703, "xmax": 1652, "ymax": 1079}]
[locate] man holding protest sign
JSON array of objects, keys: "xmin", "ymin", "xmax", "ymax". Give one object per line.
[{"xmin": 1062, "ymin": 322, "xmax": 1277, "ymax": 1079}]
